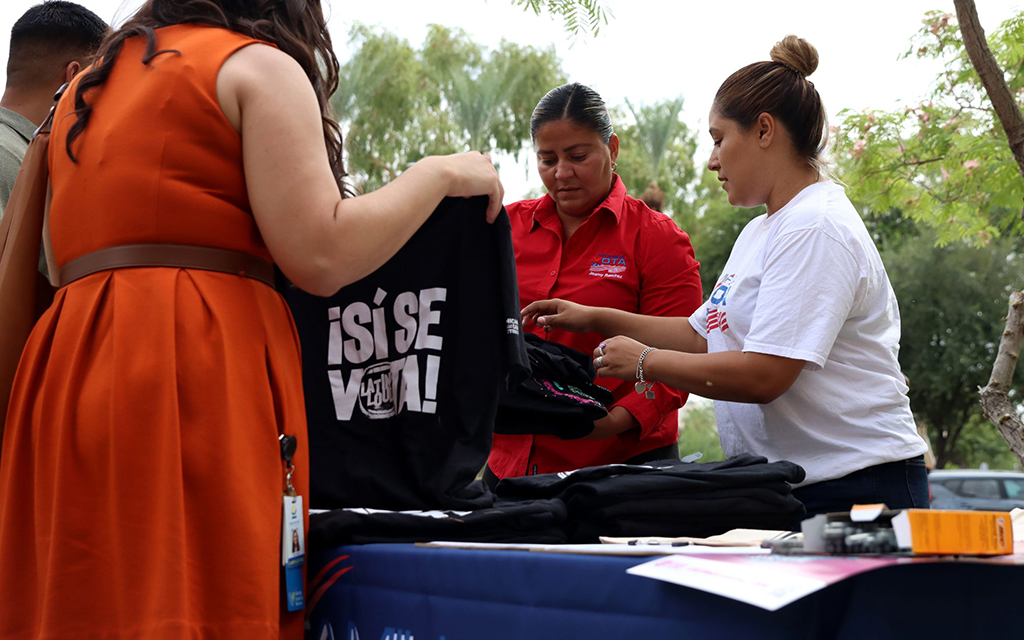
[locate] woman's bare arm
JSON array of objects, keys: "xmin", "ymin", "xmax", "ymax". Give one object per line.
[
  {"xmin": 522, "ymin": 298, "xmax": 708, "ymax": 354},
  {"xmin": 218, "ymin": 44, "xmax": 503, "ymax": 296}
]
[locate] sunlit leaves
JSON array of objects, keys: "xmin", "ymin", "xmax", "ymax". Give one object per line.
[
  {"xmin": 333, "ymin": 24, "xmax": 564, "ymax": 192},
  {"xmin": 512, "ymin": 0, "xmax": 612, "ymax": 38},
  {"xmin": 614, "ymin": 100, "xmax": 698, "ymax": 219},
  {"xmin": 836, "ymin": 10, "xmax": 1024, "ymax": 246},
  {"xmin": 625, "ymin": 96, "xmax": 686, "ymax": 180}
]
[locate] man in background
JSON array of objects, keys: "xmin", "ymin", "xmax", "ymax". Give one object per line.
[{"xmin": 1, "ymin": 1, "xmax": 107, "ymax": 216}]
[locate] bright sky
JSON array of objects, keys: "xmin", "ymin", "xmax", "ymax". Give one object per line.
[{"xmin": 1, "ymin": 0, "xmax": 1021, "ymax": 197}]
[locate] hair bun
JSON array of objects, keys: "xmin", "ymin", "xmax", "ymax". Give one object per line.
[{"xmin": 770, "ymin": 35, "xmax": 818, "ymax": 78}]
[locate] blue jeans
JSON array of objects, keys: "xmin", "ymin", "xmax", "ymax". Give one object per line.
[{"xmin": 792, "ymin": 455, "xmax": 930, "ymax": 517}]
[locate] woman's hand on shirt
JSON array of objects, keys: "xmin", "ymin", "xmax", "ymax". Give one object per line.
[
  {"xmin": 592, "ymin": 335, "xmax": 648, "ymax": 381},
  {"xmin": 522, "ymin": 298, "xmax": 595, "ymax": 333},
  {"xmin": 439, "ymin": 151, "xmax": 504, "ymax": 223}
]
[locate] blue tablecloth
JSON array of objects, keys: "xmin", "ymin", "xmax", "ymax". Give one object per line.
[{"xmin": 306, "ymin": 543, "xmax": 1023, "ymax": 640}]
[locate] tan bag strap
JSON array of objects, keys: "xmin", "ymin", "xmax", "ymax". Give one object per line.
[
  {"xmin": 57, "ymin": 243, "xmax": 276, "ymax": 288},
  {"xmin": 0, "ymin": 83, "xmax": 67, "ymax": 443}
]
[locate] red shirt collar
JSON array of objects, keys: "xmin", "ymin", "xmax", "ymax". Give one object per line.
[{"xmin": 530, "ymin": 174, "xmax": 626, "ymax": 232}]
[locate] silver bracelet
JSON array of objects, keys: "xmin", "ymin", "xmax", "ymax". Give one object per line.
[{"xmin": 635, "ymin": 347, "xmax": 657, "ymax": 399}]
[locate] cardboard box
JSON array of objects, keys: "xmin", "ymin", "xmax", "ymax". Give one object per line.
[{"xmin": 891, "ymin": 509, "xmax": 1012, "ymax": 556}]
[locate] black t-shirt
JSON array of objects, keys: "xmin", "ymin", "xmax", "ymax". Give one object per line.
[
  {"xmin": 285, "ymin": 197, "xmax": 529, "ymax": 510},
  {"xmin": 495, "ymin": 334, "xmax": 613, "ymax": 439},
  {"xmin": 309, "ymin": 498, "xmax": 569, "ymax": 546},
  {"xmin": 495, "ymin": 455, "xmax": 807, "ymax": 540}
]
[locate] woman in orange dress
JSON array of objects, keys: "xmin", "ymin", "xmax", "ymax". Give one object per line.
[{"xmin": 0, "ymin": 1, "xmax": 502, "ymax": 638}]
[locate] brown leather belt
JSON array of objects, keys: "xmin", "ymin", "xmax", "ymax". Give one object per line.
[{"xmin": 57, "ymin": 244, "xmax": 275, "ymax": 288}]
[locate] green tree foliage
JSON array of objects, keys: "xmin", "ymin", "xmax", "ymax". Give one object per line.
[
  {"xmin": 829, "ymin": 8, "xmax": 1024, "ymax": 468},
  {"xmin": 333, "ymin": 24, "xmax": 565, "ymax": 192},
  {"xmin": 512, "ymin": 0, "xmax": 611, "ymax": 37},
  {"xmin": 614, "ymin": 102, "xmax": 698, "ymax": 219},
  {"xmin": 625, "ymin": 96, "xmax": 687, "ymax": 184},
  {"xmin": 677, "ymin": 402, "xmax": 725, "ymax": 462},
  {"xmin": 332, "ymin": 25, "xmax": 424, "ymax": 190},
  {"xmin": 950, "ymin": 413, "xmax": 1022, "ymax": 470},
  {"xmin": 613, "ymin": 100, "xmax": 714, "ymax": 288},
  {"xmin": 881, "ymin": 226, "xmax": 1024, "ymax": 468},
  {"xmin": 613, "ymin": 98, "xmax": 765, "ymax": 297},
  {"xmin": 683, "ymin": 172, "xmax": 763, "ymax": 297},
  {"xmin": 835, "ymin": 11, "xmax": 1024, "ymax": 245}
]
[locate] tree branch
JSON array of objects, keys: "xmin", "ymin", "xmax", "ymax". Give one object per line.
[
  {"xmin": 856, "ymin": 156, "xmax": 947, "ymax": 181},
  {"xmin": 954, "ymin": 0, "xmax": 1024, "ymax": 201},
  {"xmin": 979, "ymin": 290, "xmax": 1024, "ymax": 463}
]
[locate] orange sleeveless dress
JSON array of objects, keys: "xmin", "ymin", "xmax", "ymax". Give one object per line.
[{"xmin": 0, "ymin": 24, "xmax": 308, "ymax": 639}]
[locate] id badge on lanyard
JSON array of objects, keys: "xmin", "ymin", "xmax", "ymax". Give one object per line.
[{"xmin": 280, "ymin": 434, "xmax": 304, "ymax": 612}]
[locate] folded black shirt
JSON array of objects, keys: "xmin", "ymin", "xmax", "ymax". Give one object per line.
[
  {"xmin": 495, "ymin": 455, "xmax": 806, "ymax": 542},
  {"xmin": 309, "ymin": 498, "xmax": 569, "ymax": 546},
  {"xmin": 494, "ymin": 454, "xmax": 792, "ymax": 500},
  {"xmin": 494, "ymin": 334, "xmax": 614, "ymax": 439}
]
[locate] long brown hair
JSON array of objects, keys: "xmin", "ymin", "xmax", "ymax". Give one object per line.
[{"xmin": 65, "ymin": 0, "xmax": 348, "ymax": 190}]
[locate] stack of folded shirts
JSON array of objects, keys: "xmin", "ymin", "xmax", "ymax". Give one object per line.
[
  {"xmin": 309, "ymin": 498, "xmax": 569, "ymax": 546},
  {"xmin": 495, "ymin": 455, "xmax": 806, "ymax": 542},
  {"xmin": 494, "ymin": 334, "xmax": 614, "ymax": 439}
]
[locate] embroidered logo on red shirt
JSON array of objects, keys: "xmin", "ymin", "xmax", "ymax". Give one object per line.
[{"xmin": 588, "ymin": 253, "xmax": 627, "ymax": 279}]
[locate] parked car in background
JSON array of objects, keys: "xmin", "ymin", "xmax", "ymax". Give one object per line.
[{"xmin": 928, "ymin": 469, "xmax": 1024, "ymax": 511}]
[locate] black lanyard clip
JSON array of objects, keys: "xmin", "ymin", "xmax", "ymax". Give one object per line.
[{"xmin": 279, "ymin": 434, "xmax": 297, "ymax": 463}]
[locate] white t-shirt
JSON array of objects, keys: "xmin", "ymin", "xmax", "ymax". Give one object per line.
[{"xmin": 689, "ymin": 181, "xmax": 927, "ymax": 486}]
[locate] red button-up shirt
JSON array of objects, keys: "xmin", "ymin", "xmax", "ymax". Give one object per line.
[{"xmin": 488, "ymin": 176, "xmax": 703, "ymax": 478}]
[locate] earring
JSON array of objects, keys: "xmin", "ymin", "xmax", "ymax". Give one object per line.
[{"xmin": 612, "ymin": 162, "xmax": 618, "ymax": 171}]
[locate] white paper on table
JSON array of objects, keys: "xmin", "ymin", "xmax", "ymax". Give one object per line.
[
  {"xmin": 417, "ymin": 541, "xmax": 771, "ymax": 556},
  {"xmin": 601, "ymin": 529, "xmax": 794, "ymax": 547},
  {"xmin": 627, "ymin": 553, "xmax": 904, "ymax": 611},
  {"xmin": 626, "ymin": 554, "xmax": 827, "ymax": 610}
]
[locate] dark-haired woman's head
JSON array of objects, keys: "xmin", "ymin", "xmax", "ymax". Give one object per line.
[
  {"xmin": 530, "ymin": 82, "xmax": 614, "ymax": 145},
  {"xmin": 707, "ymin": 36, "xmax": 827, "ymax": 210},
  {"xmin": 530, "ymin": 83, "xmax": 619, "ymax": 220}
]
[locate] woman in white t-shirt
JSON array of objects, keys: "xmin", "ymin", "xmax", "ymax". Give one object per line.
[{"xmin": 521, "ymin": 35, "xmax": 929, "ymax": 516}]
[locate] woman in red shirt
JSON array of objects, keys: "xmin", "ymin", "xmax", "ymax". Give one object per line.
[{"xmin": 487, "ymin": 83, "xmax": 703, "ymax": 480}]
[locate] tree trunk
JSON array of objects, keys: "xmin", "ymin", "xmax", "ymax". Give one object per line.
[
  {"xmin": 979, "ymin": 291, "xmax": 1024, "ymax": 463},
  {"xmin": 954, "ymin": 0, "xmax": 1024, "ymax": 467}
]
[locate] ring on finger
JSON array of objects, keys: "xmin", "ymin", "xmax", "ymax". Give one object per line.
[
  {"xmin": 599, "ymin": 341, "xmax": 607, "ymax": 355},
  {"xmin": 596, "ymin": 356, "xmax": 604, "ymax": 369}
]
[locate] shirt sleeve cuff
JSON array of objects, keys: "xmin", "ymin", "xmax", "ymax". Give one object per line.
[
  {"xmin": 614, "ymin": 389, "xmax": 672, "ymax": 439},
  {"xmin": 689, "ymin": 314, "xmax": 708, "ymax": 339}
]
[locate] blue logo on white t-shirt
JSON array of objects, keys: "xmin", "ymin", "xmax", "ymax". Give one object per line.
[
  {"xmin": 710, "ymin": 274, "xmax": 734, "ymax": 306},
  {"xmin": 707, "ymin": 274, "xmax": 735, "ymax": 333}
]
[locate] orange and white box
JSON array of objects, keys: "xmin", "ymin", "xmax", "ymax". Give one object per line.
[{"xmin": 891, "ymin": 509, "xmax": 1013, "ymax": 556}]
